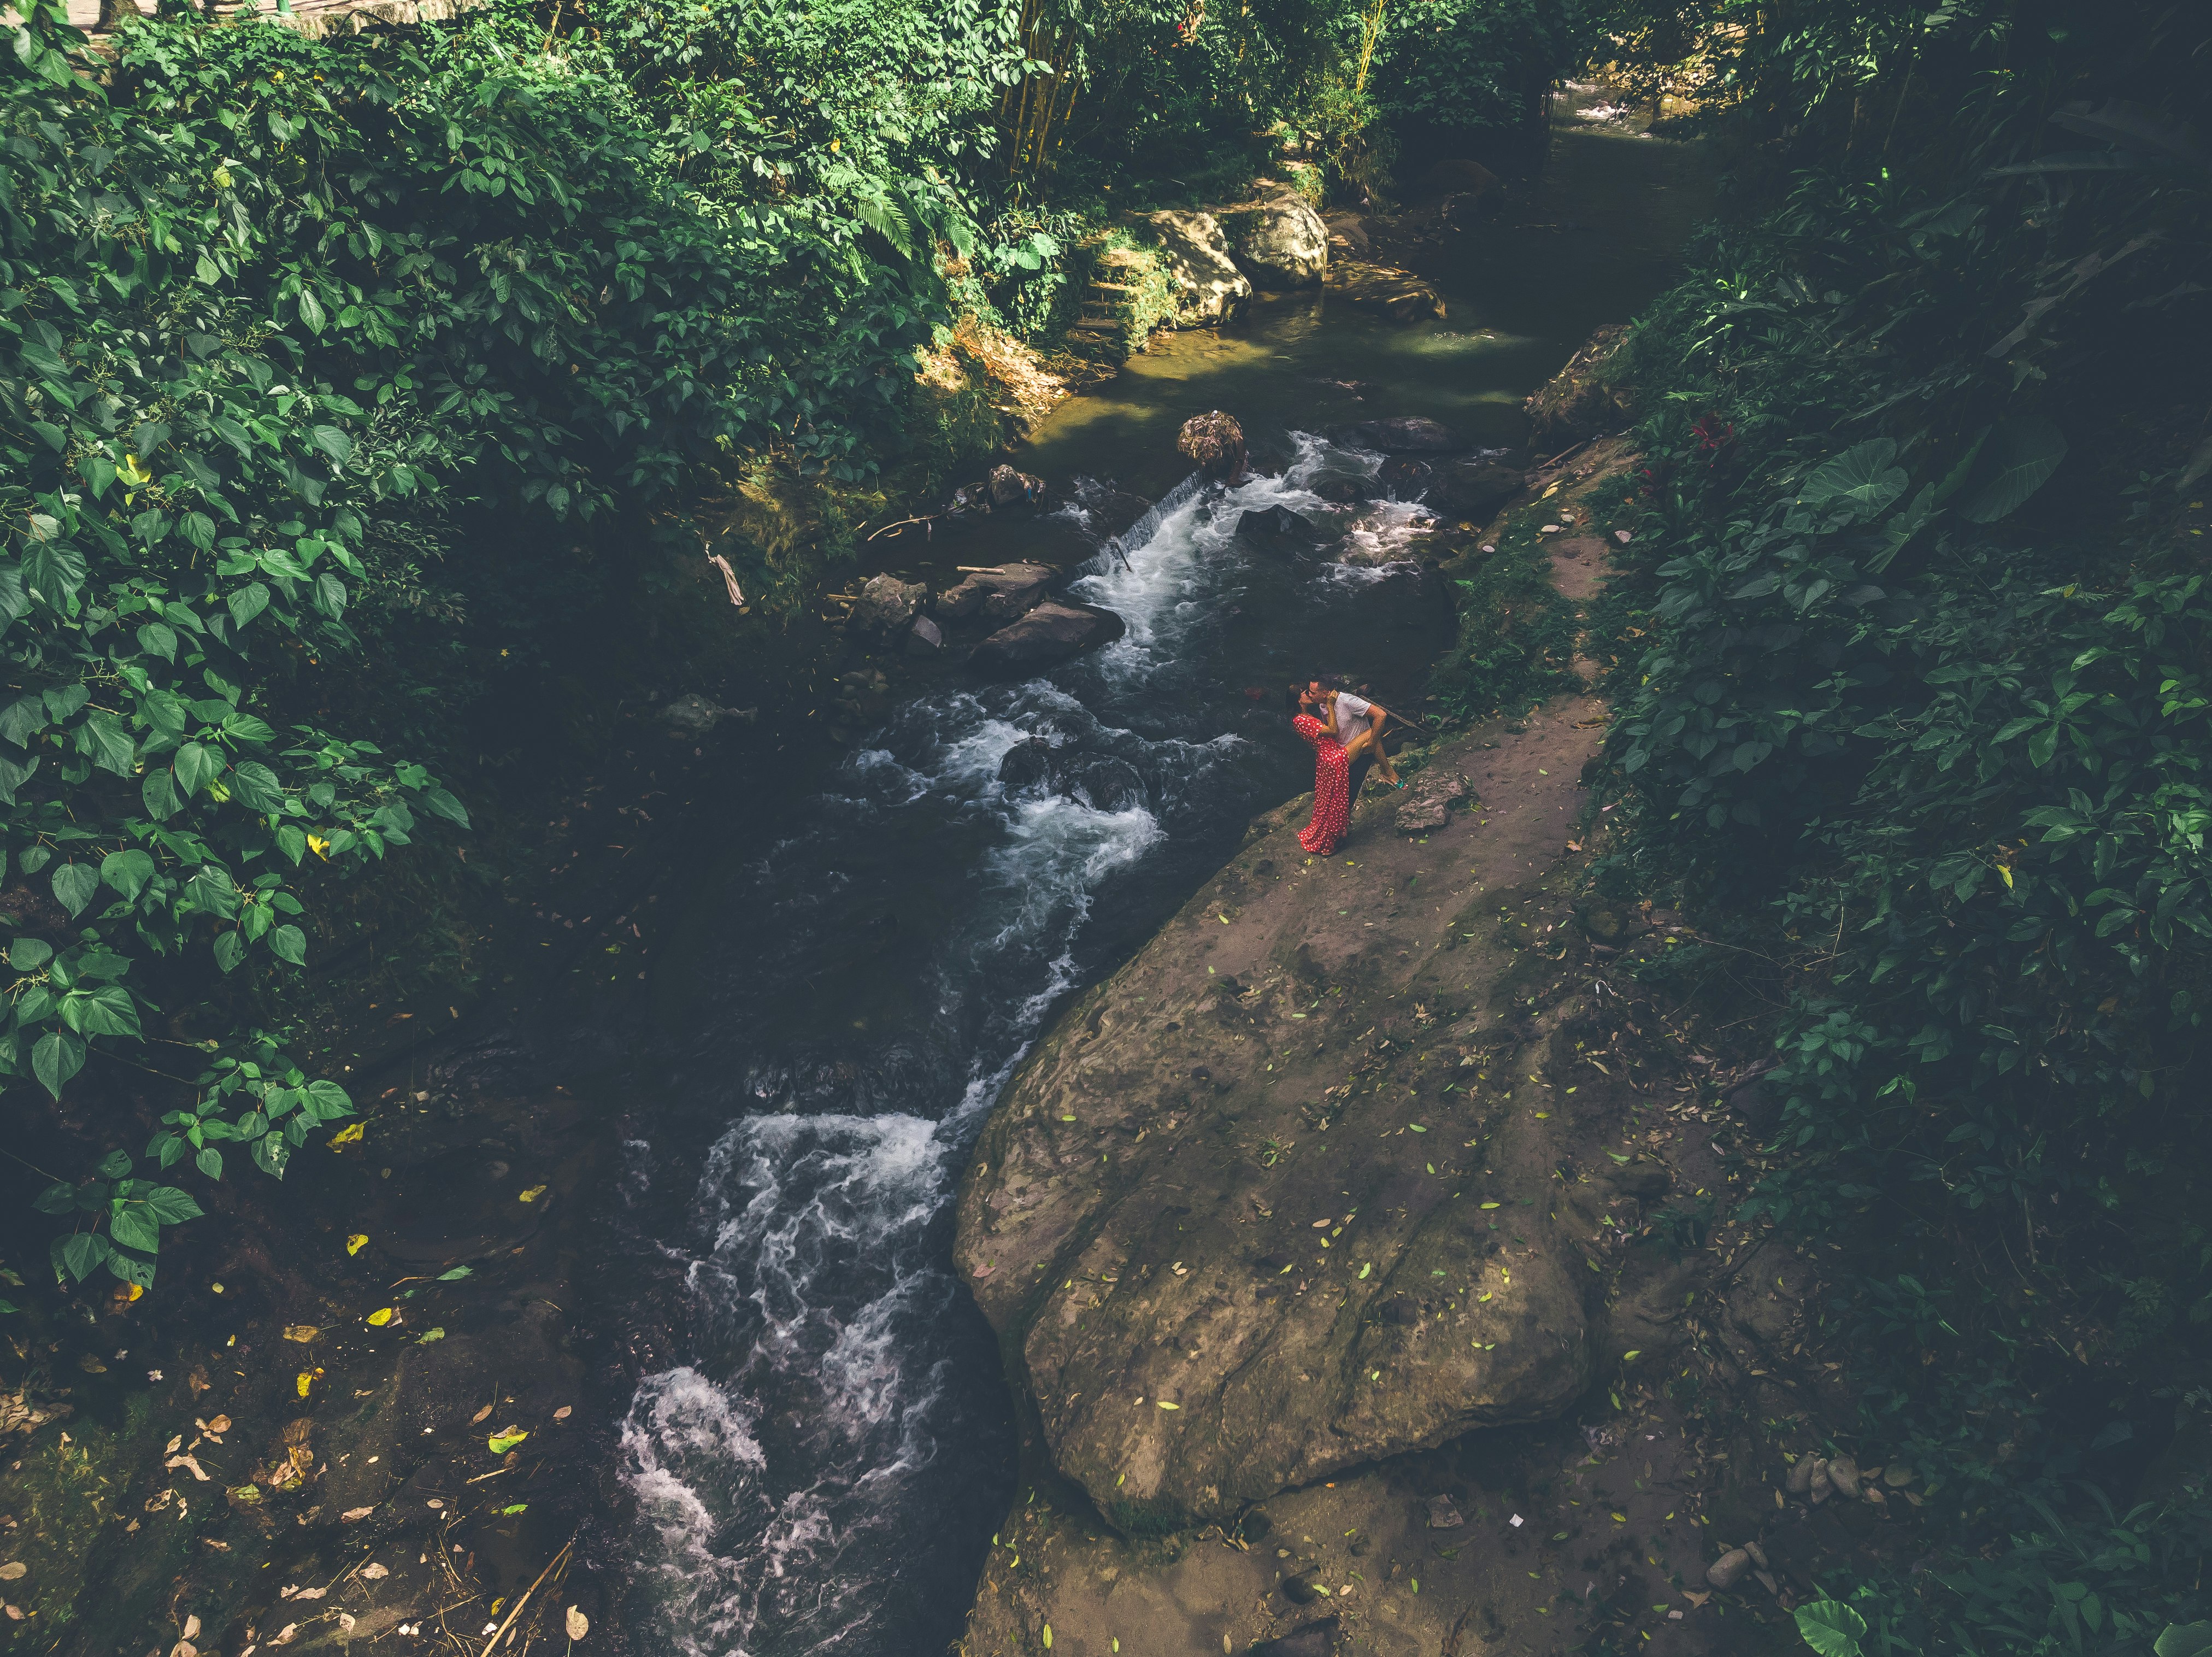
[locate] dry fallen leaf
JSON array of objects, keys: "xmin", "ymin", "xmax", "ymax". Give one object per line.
[
  {"xmin": 0, "ymin": 1564, "xmax": 23, "ymax": 1582},
  {"xmin": 183, "ymin": 1614, "xmax": 201, "ymax": 1640},
  {"xmin": 290, "ymin": 1587, "xmax": 327, "ymax": 1602},
  {"xmin": 270, "ymin": 1624, "xmax": 298, "ymax": 1646},
  {"xmin": 471, "ymin": 1404, "xmax": 495, "ymax": 1425},
  {"xmin": 168, "ymin": 1641, "xmax": 197, "ymax": 1657},
  {"xmin": 209, "ymin": 1415, "xmax": 231, "ymax": 1435},
  {"xmin": 566, "ymin": 1606, "xmax": 590, "ymax": 1641},
  {"xmin": 338, "ymin": 1614, "xmax": 356, "ymax": 1634},
  {"xmin": 164, "ymin": 1455, "xmax": 211, "ymax": 1483},
  {"xmin": 282, "ymin": 1326, "xmax": 319, "ymax": 1343},
  {"xmin": 364, "ymin": 1309, "xmax": 395, "ymax": 1327},
  {"xmin": 2, "ymin": 1605, "xmax": 20, "ymax": 1620},
  {"xmin": 552, "ymin": 1406, "xmax": 573, "ymax": 1421},
  {"xmin": 361, "ymin": 1562, "xmax": 389, "ymax": 1580},
  {"xmin": 166, "ymin": 1434, "xmax": 183, "ymax": 1454},
  {"xmin": 517, "ymin": 1185, "xmax": 548, "ymax": 1203},
  {"xmin": 346, "ymin": 1233, "xmax": 368, "ymax": 1255},
  {"xmin": 341, "ymin": 1506, "xmax": 374, "ymax": 1523}
]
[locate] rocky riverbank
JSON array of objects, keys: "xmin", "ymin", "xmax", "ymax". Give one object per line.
[{"xmin": 949, "ymin": 426, "xmax": 1931, "ymax": 1656}]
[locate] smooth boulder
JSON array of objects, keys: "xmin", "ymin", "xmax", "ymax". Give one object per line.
[
  {"xmin": 1323, "ymin": 260, "xmax": 1445, "ymax": 324},
  {"xmin": 935, "ymin": 562, "xmax": 1055, "ymax": 622},
  {"xmin": 971, "ymin": 602, "xmax": 1125, "ymax": 674},
  {"xmin": 1143, "ymin": 211, "xmax": 1252, "ymax": 326},
  {"xmin": 1236, "ymin": 503, "xmax": 1318, "ymax": 553},
  {"xmin": 1217, "ymin": 195, "xmax": 1329, "ymax": 288}
]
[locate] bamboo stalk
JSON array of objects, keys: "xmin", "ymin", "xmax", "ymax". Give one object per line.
[{"xmin": 474, "ymin": 1538, "xmax": 574, "ymax": 1657}]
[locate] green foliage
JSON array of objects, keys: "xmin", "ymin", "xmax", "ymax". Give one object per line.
[
  {"xmin": 0, "ymin": 0, "xmax": 981, "ymax": 1278},
  {"xmin": 1432, "ymin": 531, "xmax": 1581, "ymax": 719},
  {"xmin": 1791, "ymin": 1494, "xmax": 2212, "ymax": 1655}
]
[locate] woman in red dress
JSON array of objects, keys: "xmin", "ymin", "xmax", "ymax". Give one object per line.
[{"xmin": 1291, "ymin": 686, "xmax": 1351, "ymax": 855}]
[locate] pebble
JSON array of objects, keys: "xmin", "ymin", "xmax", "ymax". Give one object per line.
[
  {"xmin": 1827, "ymin": 1454, "xmax": 1862, "ymax": 1499},
  {"xmin": 1705, "ymin": 1548, "xmax": 1750, "ymax": 1589}
]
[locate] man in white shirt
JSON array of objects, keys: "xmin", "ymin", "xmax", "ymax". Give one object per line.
[{"xmin": 1310, "ymin": 676, "xmax": 1390, "ymax": 806}]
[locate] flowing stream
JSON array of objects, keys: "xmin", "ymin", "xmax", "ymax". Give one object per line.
[{"xmin": 604, "ymin": 98, "xmax": 1712, "ymax": 1656}]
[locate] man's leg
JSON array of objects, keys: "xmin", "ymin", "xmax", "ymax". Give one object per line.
[{"xmin": 1346, "ymin": 753, "xmax": 1373, "ymax": 808}]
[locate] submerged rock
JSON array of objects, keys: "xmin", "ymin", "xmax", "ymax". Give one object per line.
[
  {"xmin": 659, "ymin": 693, "xmax": 754, "ymax": 736},
  {"xmin": 1405, "ymin": 157, "xmax": 1503, "ymax": 204},
  {"xmin": 1256, "ymin": 1615, "xmax": 1340, "ymax": 1654},
  {"xmin": 971, "ymin": 602, "xmax": 1125, "ymax": 674},
  {"xmin": 1336, "ymin": 416, "xmax": 1464, "ymax": 454},
  {"xmin": 989, "ymin": 464, "xmax": 1044, "ymax": 507},
  {"xmin": 1218, "ymin": 195, "xmax": 1329, "ymax": 287},
  {"xmin": 1323, "ymin": 260, "xmax": 1445, "ymax": 324},
  {"xmin": 1237, "ymin": 503, "xmax": 1319, "ymax": 553},
  {"xmin": 1144, "ymin": 210, "xmax": 1252, "ymax": 326}
]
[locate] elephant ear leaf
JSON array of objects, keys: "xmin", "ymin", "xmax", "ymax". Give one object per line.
[
  {"xmin": 1793, "ymin": 1600, "xmax": 1868, "ymax": 1657},
  {"xmin": 1956, "ymin": 416, "xmax": 2067, "ymax": 524},
  {"xmin": 2156, "ymin": 1625, "xmax": 2212, "ymax": 1657},
  {"xmin": 1799, "ymin": 438, "xmax": 1907, "ymax": 520}
]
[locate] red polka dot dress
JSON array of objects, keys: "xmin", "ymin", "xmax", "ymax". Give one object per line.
[{"xmin": 1295, "ymin": 713, "xmax": 1351, "ymax": 855}]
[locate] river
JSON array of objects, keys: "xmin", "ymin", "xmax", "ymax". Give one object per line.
[{"xmin": 599, "ymin": 96, "xmax": 1712, "ymax": 1657}]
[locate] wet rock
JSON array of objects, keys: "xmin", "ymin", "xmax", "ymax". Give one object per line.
[
  {"xmin": 935, "ymin": 562, "xmax": 1056, "ymax": 622},
  {"xmin": 1336, "ymin": 416, "xmax": 1465, "ymax": 454},
  {"xmin": 1323, "ymin": 260, "xmax": 1446, "ymax": 323},
  {"xmin": 1282, "ymin": 1574, "xmax": 1326, "ymax": 1605},
  {"xmin": 1524, "ymin": 324, "xmax": 1636, "ymax": 449},
  {"xmin": 1405, "ymin": 157, "xmax": 1503, "ymax": 204},
  {"xmin": 988, "ymin": 465, "xmax": 1043, "ymax": 508},
  {"xmin": 1377, "ymin": 456, "xmax": 1433, "ymax": 496},
  {"xmin": 1255, "ymin": 1615, "xmax": 1340, "ymax": 1655},
  {"xmin": 1395, "ymin": 771, "xmax": 1469, "ymax": 833},
  {"xmin": 1706, "ymin": 1547, "xmax": 1751, "ymax": 1589},
  {"xmin": 1311, "ymin": 477, "xmax": 1364, "ymax": 504},
  {"xmin": 1321, "ymin": 211, "xmax": 1369, "ymax": 258},
  {"xmin": 1428, "ymin": 458, "xmax": 1524, "ymax": 520},
  {"xmin": 997, "ymin": 738, "xmax": 1057, "ymax": 794},
  {"xmin": 1827, "ymin": 1454, "xmax": 1863, "ymax": 1500},
  {"xmin": 1144, "ymin": 210, "xmax": 1252, "ymax": 326},
  {"xmin": 659, "ymin": 693, "xmax": 749, "ymax": 737},
  {"xmin": 850, "ymin": 573, "xmax": 928, "ymax": 636},
  {"xmin": 1179, "ymin": 410, "xmax": 1248, "ymax": 480},
  {"xmin": 1218, "ymin": 195, "xmax": 1329, "ymax": 287},
  {"xmin": 1810, "ymin": 1460, "xmax": 1833, "ymax": 1503},
  {"xmin": 1786, "ymin": 1454, "xmax": 1817, "ymax": 1496},
  {"xmin": 972, "ymin": 602, "xmax": 1126, "ymax": 675},
  {"xmin": 1744, "ymin": 1539, "xmax": 1770, "ymax": 1569},
  {"xmin": 1425, "ymin": 1493, "xmax": 1464, "ymax": 1530},
  {"xmin": 1237, "ymin": 504, "xmax": 1319, "ymax": 553},
  {"xmin": 905, "ymin": 615, "xmax": 944, "ymax": 656}
]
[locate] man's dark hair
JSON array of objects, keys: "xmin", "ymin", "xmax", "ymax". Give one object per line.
[{"xmin": 1314, "ymin": 673, "xmax": 1345, "ymax": 692}]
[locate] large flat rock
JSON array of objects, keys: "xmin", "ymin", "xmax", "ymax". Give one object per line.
[{"xmin": 954, "ymin": 697, "xmax": 1619, "ymax": 1529}]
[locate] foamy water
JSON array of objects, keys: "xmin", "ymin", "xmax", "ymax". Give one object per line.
[{"xmin": 615, "ymin": 436, "xmax": 1425, "ymax": 1655}]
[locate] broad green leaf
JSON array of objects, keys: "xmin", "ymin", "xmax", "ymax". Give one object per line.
[
  {"xmin": 174, "ymin": 741, "xmax": 216, "ymax": 797},
  {"xmin": 109, "ymin": 1202, "xmax": 160, "ymax": 1253},
  {"xmin": 96, "ymin": 1148, "xmax": 131, "ymax": 1179},
  {"xmin": 52, "ymin": 862, "xmax": 99, "ymax": 917},
  {"xmin": 143, "ymin": 768, "xmax": 181, "ymax": 821},
  {"xmin": 212, "ymin": 932, "xmax": 246, "ymax": 973},
  {"xmin": 227, "ymin": 582, "xmax": 271, "ymax": 630},
  {"xmin": 137, "ymin": 621, "xmax": 178, "ymax": 661},
  {"xmin": 1956, "ymin": 416, "xmax": 2068, "ymax": 523},
  {"xmin": 33, "ymin": 1029, "xmax": 85, "ymax": 1097},
  {"xmin": 101, "ymin": 849, "xmax": 155, "ymax": 901},
  {"xmin": 196, "ymin": 1145, "xmax": 224, "ymax": 1180},
  {"xmin": 269, "ymin": 925, "xmax": 308, "ymax": 966},
  {"xmin": 8, "ymin": 938, "xmax": 53, "ymax": 971},
  {"xmin": 2155, "ymin": 1624, "xmax": 2212, "ymax": 1657},
  {"xmin": 52, "ymin": 1231, "xmax": 113, "ymax": 1284},
  {"xmin": 144, "ymin": 1186, "xmax": 204, "ymax": 1225},
  {"xmin": 1794, "ymin": 1600, "xmax": 1868, "ymax": 1657},
  {"xmin": 1798, "ymin": 439, "xmax": 1907, "ymax": 520},
  {"xmin": 251, "ymin": 1135, "xmax": 291, "ymax": 1179}
]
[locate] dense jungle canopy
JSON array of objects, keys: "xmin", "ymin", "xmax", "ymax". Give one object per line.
[{"xmin": 1, "ymin": 0, "xmax": 2208, "ymax": 1646}]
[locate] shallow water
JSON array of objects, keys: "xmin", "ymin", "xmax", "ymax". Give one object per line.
[{"xmin": 605, "ymin": 105, "xmax": 1711, "ymax": 1657}]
